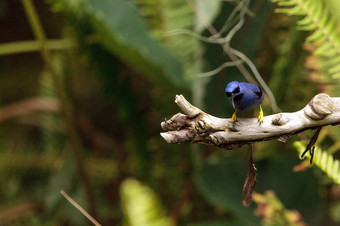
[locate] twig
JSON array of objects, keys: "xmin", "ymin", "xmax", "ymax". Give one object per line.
[
  {"xmin": 60, "ymin": 190, "xmax": 101, "ymax": 226},
  {"xmin": 0, "ymin": 97, "xmax": 60, "ymax": 122},
  {"xmin": 185, "ymin": 0, "xmax": 279, "ymax": 112},
  {"xmin": 161, "ymin": 93, "xmax": 337, "ymax": 149},
  {"xmin": 198, "ymin": 60, "xmax": 244, "ymax": 78}
]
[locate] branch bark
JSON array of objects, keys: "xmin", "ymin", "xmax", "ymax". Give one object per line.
[{"xmin": 160, "ymin": 93, "xmax": 339, "ymax": 149}]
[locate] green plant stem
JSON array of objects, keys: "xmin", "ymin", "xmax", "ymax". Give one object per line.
[
  {"xmin": 0, "ymin": 39, "xmax": 73, "ymax": 56},
  {"xmin": 21, "ymin": 0, "xmax": 98, "ymax": 218}
]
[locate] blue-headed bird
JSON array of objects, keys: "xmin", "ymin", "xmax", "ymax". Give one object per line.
[{"xmin": 225, "ymin": 81, "xmax": 264, "ymax": 124}]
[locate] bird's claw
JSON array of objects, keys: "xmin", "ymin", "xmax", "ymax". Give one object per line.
[
  {"xmin": 258, "ymin": 106, "xmax": 264, "ymax": 125},
  {"xmin": 231, "ymin": 111, "xmax": 238, "ymax": 123}
]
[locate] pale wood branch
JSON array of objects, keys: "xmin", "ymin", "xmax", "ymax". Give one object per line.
[{"xmin": 160, "ymin": 93, "xmax": 339, "ymax": 149}]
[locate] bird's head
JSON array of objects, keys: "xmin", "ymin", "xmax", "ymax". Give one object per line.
[
  {"xmin": 225, "ymin": 81, "xmax": 241, "ymax": 109},
  {"xmin": 225, "ymin": 81, "xmax": 240, "ymax": 95}
]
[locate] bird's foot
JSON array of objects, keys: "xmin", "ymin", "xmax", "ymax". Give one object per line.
[
  {"xmin": 258, "ymin": 106, "xmax": 263, "ymax": 125},
  {"xmin": 231, "ymin": 111, "xmax": 238, "ymax": 123}
]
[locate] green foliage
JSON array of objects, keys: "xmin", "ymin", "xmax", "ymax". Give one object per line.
[
  {"xmin": 153, "ymin": 0, "xmax": 196, "ymax": 81},
  {"xmin": 52, "ymin": 0, "xmax": 187, "ymax": 88},
  {"xmin": 120, "ymin": 178, "xmax": 174, "ymax": 226},
  {"xmin": 1, "ymin": 0, "xmax": 340, "ymax": 224},
  {"xmin": 272, "ymin": 8, "xmax": 340, "ymax": 223},
  {"xmin": 269, "ymin": 22, "xmax": 308, "ymax": 106},
  {"xmin": 294, "ymin": 141, "xmax": 340, "ymax": 185},
  {"xmin": 51, "ymin": 0, "xmax": 169, "ymax": 180},
  {"xmin": 195, "ymin": 157, "xmax": 323, "ymax": 225},
  {"xmin": 133, "ymin": 0, "xmax": 220, "ymax": 81},
  {"xmin": 272, "ymin": 0, "xmax": 340, "ymax": 78}
]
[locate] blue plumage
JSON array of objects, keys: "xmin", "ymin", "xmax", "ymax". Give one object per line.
[
  {"xmin": 225, "ymin": 81, "xmax": 264, "ymax": 111},
  {"xmin": 225, "ymin": 81, "xmax": 264, "ymax": 123}
]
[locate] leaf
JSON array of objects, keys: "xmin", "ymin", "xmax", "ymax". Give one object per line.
[
  {"xmin": 196, "ymin": 0, "xmax": 222, "ymax": 33},
  {"xmin": 294, "ymin": 141, "xmax": 340, "ymax": 185},
  {"xmin": 300, "ymin": 127, "xmax": 322, "ymax": 164},
  {"xmin": 52, "ymin": 0, "xmax": 187, "ymax": 88},
  {"xmin": 120, "ymin": 178, "xmax": 174, "ymax": 226},
  {"xmin": 160, "ymin": 0, "xmax": 196, "ymax": 81},
  {"xmin": 242, "ymin": 147, "xmax": 257, "ymax": 207}
]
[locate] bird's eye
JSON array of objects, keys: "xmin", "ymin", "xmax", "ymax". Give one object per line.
[
  {"xmin": 226, "ymin": 92, "xmax": 231, "ymax": 97},
  {"xmin": 233, "ymin": 86, "xmax": 240, "ymax": 94}
]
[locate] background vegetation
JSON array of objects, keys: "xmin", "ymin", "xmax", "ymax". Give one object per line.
[{"xmin": 0, "ymin": 0, "xmax": 340, "ymax": 225}]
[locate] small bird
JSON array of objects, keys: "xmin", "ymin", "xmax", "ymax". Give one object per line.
[{"xmin": 225, "ymin": 81, "xmax": 264, "ymax": 124}]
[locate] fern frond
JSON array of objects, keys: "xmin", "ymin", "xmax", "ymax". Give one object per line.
[
  {"xmin": 294, "ymin": 141, "xmax": 340, "ymax": 185},
  {"xmin": 120, "ymin": 178, "xmax": 174, "ymax": 226},
  {"xmin": 132, "ymin": 0, "xmax": 196, "ymax": 80},
  {"xmin": 273, "ymin": 0, "xmax": 340, "ymax": 79},
  {"xmin": 39, "ymin": 59, "xmax": 65, "ymax": 155}
]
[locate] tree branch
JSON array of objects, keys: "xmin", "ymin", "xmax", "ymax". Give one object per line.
[{"xmin": 160, "ymin": 93, "xmax": 338, "ymax": 149}]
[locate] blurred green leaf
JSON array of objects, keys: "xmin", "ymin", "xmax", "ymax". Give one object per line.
[
  {"xmin": 196, "ymin": 0, "xmax": 221, "ymax": 33},
  {"xmin": 135, "ymin": 0, "xmax": 197, "ymax": 81},
  {"xmin": 120, "ymin": 178, "xmax": 174, "ymax": 226},
  {"xmin": 53, "ymin": 0, "xmax": 187, "ymax": 88},
  {"xmin": 294, "ymin": 141, "xmax": 340, "ymax": 185}
]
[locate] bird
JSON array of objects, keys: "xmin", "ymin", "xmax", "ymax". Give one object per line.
[{"xmin": 225, "ymin": 81, "xmax": 264, "ymax": 124}]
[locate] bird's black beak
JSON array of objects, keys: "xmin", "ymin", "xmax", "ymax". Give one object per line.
[{"xmin": 231, "ymin": 93, "xmax": 236, "ymax": 109}]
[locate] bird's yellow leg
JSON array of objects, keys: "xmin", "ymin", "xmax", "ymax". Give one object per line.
[
  {"xmin": 258, "ymin": 105, "xmax": 264, "ymax": 124},
  {"xmin": 231, "ymin": 110, "xmax": 237, "ymax": 122}
]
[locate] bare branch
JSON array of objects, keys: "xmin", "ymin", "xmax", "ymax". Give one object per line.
[
  {"xmin": 0, "ymin": 97, "xmax": 60, "ymax": 122},
  {"xmin": 161, "ymin": 93, "xmax": 339, "ymax": 149}
]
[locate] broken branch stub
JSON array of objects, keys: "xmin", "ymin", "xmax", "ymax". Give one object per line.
[{"xmin": 160, "ymin": 93, "xmax": 339, "ymax": 149}]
